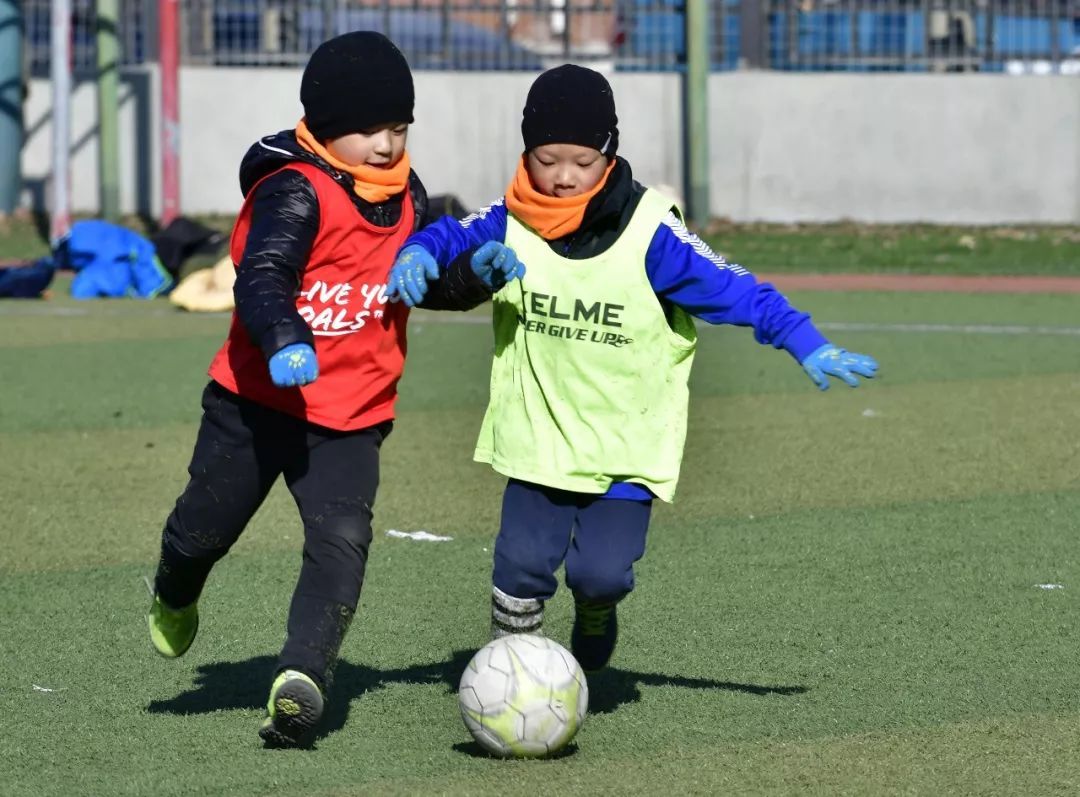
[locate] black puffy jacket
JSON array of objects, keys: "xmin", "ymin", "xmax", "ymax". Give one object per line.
[{"xmin": 233, "ymin": 130, "xmax": 492, "ymax": 359}]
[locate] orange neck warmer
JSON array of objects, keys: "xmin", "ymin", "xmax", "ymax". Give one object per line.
[
  {"xmin": 295, "ymin": 118, "xmax": 410, "ymax": 204},
  {"xmin": 504, "ymin": 156, "xmax": 616, "ymax": 240}
]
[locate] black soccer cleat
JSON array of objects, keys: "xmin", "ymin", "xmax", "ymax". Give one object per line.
[
  {"xmin": 258, "ymin": 670, "xmax": 324, "ymax": 748},
  {"xmin": 571, "ymin": 599, "xmax": 619, "ymax": 673}
]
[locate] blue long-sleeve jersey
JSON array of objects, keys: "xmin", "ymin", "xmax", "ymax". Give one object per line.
[
  {"xmin": 406, "ymin": 197, "xmax": 829, "ymax": 500},
  {"xmin": 407, "ymin": 198, "xmax": 827, "ymax": 361}
]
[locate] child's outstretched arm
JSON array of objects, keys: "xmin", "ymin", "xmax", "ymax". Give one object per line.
[
  {"xmin": 388, "ymin": 200, "xmax": 523, "ymax": 308},
  {"xmin": 646, "ymin": 211, "xmax": 877, "ymax": 390},
  {"xmin": 234, "ymin": 170, "xmax": 320, "ymax": 387}
]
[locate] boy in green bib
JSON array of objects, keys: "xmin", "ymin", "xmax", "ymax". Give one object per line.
[{"xmin": 388, "ymin": 65, "xmax": 877, "ymax": 671}]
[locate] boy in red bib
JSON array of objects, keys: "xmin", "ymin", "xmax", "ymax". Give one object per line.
[{"xmin": 146, "ymin": 32, "xmax": 512, "ymax": 747}]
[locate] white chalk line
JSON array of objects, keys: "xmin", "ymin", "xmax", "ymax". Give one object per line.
[{"xmin": 4, "ymin": 304, "xmax": 1080, "ymax": 337}]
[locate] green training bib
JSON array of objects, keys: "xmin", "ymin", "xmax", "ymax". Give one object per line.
[{"xmin": 474, "ymin": 189, "xmax": 697, "ymax": 502}]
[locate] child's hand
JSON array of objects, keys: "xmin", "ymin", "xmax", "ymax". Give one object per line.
[
  {"xmin": 801, "ymin": 344, "xmax": 878, "ymax": 391},
  {"xmin": 388, "ymin": 245, "xmax": 440, "ymax": 307},
  {"xmin": 470, "ymin": 242, "xmax": 526, "ymax": 289},
  {"xmin": 269, "ymin": 343, "xmax": 319, "ymax": 388}
]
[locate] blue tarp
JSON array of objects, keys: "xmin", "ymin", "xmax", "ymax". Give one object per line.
[{"xmin": 61, "ymin": 220, "xmax": 173, "ymax": 300}]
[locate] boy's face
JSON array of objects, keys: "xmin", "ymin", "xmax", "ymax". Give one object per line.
[
  {"xmin": 327, "ymin": 122, "xmax": 409, "ymax": 168},
  {"xmin": 526, "ymin": 144, "xmax": 608, "ymax": 198}
]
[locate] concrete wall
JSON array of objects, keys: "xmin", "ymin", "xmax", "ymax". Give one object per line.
[
  {"xmin": 177, "ymin": 69, "xmax": 681, "ymax": 217},
  {"xmin": 22, "ymin": 67, "xmax": 161, "ymax": 217},
  {"xmin": 20, "ymin": 69, "xmax": 1080, "ymax": 224},
  {"xmin": 710, "ymin": 73, "xmax": 1080, "ymax": 224}
]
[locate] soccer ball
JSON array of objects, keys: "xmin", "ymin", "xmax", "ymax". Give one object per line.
[{"xmin": 458, "ymin": 634, "xmax": 588, "ymax": 758}]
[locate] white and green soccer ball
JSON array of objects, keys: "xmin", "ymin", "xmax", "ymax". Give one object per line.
[{"xmin": 458, "ymin": 633, "xmax": 588, "ymax": 758}]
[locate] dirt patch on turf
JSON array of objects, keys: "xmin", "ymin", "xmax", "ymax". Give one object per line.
[{"xmin": 757, "ymin": 274, "xmax": 1080, "ymax": 294}]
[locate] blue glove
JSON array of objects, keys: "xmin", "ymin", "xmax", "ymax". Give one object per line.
[
  {"xmin": 388, "ymin": 245, "xmax": 440, "ymax": 307},
  {"xmin": 268, "ymin": 343, "xmax": 319, "ymax": 388},
  {"xmin": 801, "ymin": 344, "xmax": 878, "ymax": 391},
  {"xmin": 470, "ymin": 241, "xmax": 526, "ymax": 289}
]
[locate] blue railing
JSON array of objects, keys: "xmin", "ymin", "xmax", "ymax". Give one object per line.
[{"xmin": 22, "ymin": 0, "xmax": 1080, "ymax": 76}]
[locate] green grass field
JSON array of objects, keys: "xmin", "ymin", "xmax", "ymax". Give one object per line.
[
  {"xmin": 4, "ymin": 214, "xmax": 1080, "ymax": 275},
  {"xmin": 4, "ymin": 277, "xmax": 1080, "ymax": 794}
]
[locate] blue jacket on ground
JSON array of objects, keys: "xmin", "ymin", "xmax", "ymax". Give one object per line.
[{"xmin": 64, "ymin": 220, "xmax": 172, "ymax": 299}]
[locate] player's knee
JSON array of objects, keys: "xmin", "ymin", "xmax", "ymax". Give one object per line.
[
  {"xmin": 493, "ymin": 550, "xmax": 554, "ymax": 601},
  {"xmin": 567, "ymin": 562, "xmax": 633, "ymax": 602},
  {"xmin": 306, "ymin": 515, "xmax": 373, "ymax": 564},
  {"xmin": 162, "ymin": 508, "xmax": 235, "ymax": 562},
  {"xmin": 296, "ymin": 517, "xmax": 372, "ymax": 609}
]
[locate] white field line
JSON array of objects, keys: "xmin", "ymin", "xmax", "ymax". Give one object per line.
[
  {"xmin": 0, "ymin": 305, "xmax": 231, "ymax": 318},
  {"xmin": 4, "ymin": 304, "xmax": 1080, "ymax": 337},
  {"xmin": 815, "ymin": 321, "xmax": 1080, "ymax": 337},
  {"xmin": 422, "ymin": 317, "xmax": 1080, "ymax": 337}
]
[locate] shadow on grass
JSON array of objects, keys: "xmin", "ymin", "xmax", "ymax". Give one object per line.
[
  {"xmin": 585, "ymin": 668, "xmax": 808, "ymax": 714},
  {"xmin": 452, "ymin": 740, "xmax": 581, "ymax": 760},
  {"xmin": 146, "ymin": 651, "xmax": 807, "ymax": 743},
  {"xmin": 145, "ymin": 649, "xmax": 475, "ymax": 742}
]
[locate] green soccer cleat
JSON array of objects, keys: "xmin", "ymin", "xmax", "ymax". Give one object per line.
[
  {"xmin": 259, "ymin": 670, "xmax": 325, "ymax": 748},
  {"xmin": 147, "ymin": 593, "xmax": 199, "ymax": 658}
]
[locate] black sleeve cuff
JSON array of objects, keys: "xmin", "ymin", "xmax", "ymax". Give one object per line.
[
  {"xmin": 257, "ymin": 315, "xmax": 315, "ymax": 359},
  {"xmin": 417, "ymin": 248, "xmax": 494, "ymax": 311}
]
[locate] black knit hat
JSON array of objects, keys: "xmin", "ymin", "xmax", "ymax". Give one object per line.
[
  {"xmin": 301, "ymin": 31, "xmax": 415, "ymax": 140},
  {"xmin": 521, "ymin": 64, "xmax": 619, "ymax": 157}
]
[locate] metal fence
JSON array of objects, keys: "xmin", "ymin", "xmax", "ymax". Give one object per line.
[
  {"xmin": 24, "ymin": 1, "xmax": 150, "ymax": 75},
  {"xmin": 755, "ymin": 0, "xmax": 1080, "ymax": 73},
  {"xmin": 23, "ymin": 0, "xmax": 1080, "ymax": 75}
]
